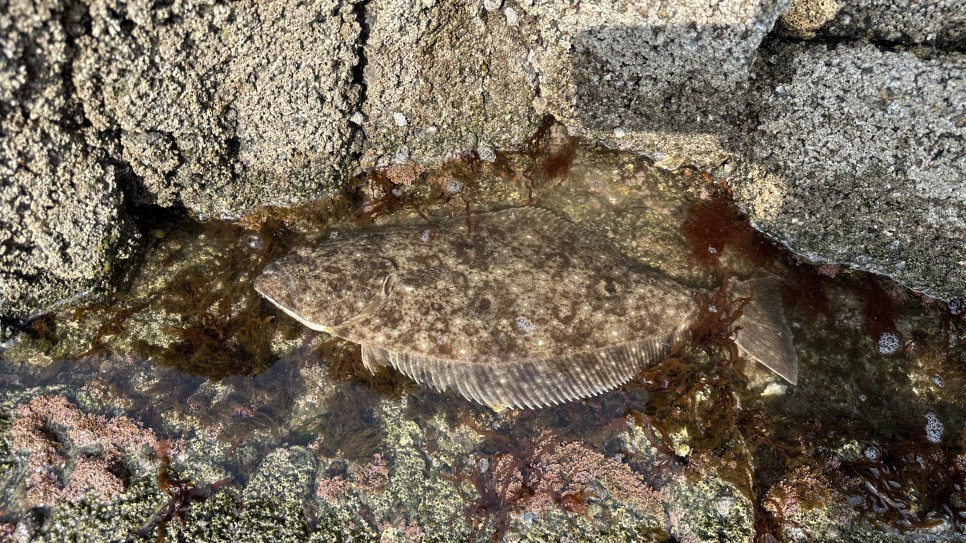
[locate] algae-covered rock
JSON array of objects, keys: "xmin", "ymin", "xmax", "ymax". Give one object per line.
[
  {"xmin": 240, "ymin": 446, "xmax": 317, "ymax": 543},
  {"xmin": 33, "ymin": 477, "xmax": 163, "ymax": 543},
  {"xmin": 664, "ymin": 474, "xmax": 755, "ymax": 543},
  {"xmin": 311, "ymin": 401, "xmax": 481, "ymax": 541}
]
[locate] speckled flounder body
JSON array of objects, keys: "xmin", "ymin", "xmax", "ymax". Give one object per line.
[{"xmin": 255, "ymin": 207, "xmax": 797, "ymax": 409}]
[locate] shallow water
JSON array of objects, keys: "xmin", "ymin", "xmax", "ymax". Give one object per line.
[{"xmin": 0, "ymin": 128, "xmax": 964, "ymax": 542}]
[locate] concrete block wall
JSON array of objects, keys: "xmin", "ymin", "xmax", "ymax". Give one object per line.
[{"xmin": 1, "ymin": 0, "xmax": 962, "ymax": 317}]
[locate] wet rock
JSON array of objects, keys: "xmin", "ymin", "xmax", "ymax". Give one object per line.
[
  {"xmin": 73, "ymin": 0, "xmax": 363, "ymax": 218},
  {"xmin": 732, "ymin": 43, "xmax": 966, "ymax": 300},
  {"xmin": 240, "ymin": 446, "xmax": 316, "ymax": 542},
  {"xmin": 664, "ymin": 474, "xmax": 755, "ymax": 543},
  {"xmin": 360, "ymin": 0, "xmax": 541, "ymax": 169}
]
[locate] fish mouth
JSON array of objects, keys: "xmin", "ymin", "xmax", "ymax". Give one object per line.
[{"xmin": 254, "ymin": 261, "xmax": 300, "ymax": 312}]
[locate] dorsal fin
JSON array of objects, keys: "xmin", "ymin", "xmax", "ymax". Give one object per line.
[
  {"xmin": 359, "ymin": 331, "xmax": 682, "ymax": 410},
  {"xmin": 732, "ymin": 278, "xmax": 799, "ymax": 384}
]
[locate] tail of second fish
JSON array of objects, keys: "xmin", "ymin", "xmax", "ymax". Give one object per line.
[{"xmin": 731, "ymin": 278, "xmax": 799, "ymax": 384}]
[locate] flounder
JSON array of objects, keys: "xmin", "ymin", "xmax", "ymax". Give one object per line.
[{"xmin": 255, "ymin": 207, "xmax": 797, "ymax": 409}]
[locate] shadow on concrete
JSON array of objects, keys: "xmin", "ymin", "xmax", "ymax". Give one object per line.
[{"xmin": 570, "ymin": 25, "xmax": 760, "ymax": 134}]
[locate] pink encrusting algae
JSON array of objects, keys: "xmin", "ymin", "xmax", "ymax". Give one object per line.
[
  {"xmin": 353, "ymin": 453, "xmax": 390, "ymax": 492},
  {"xmin": 10, "ymin": 395, "xmax": 159, "ymax": 508}
]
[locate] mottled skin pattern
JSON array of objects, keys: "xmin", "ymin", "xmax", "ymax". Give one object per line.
[{"xmin": 255, "ymin": 207, "xmax": 699, "ymax": 408}]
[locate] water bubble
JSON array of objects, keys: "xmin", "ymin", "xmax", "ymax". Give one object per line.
[
  {"xmin": 445, "ymin": 180, "xmax": 463, "ymax": 194},
  {"xmin": 924, "ymin": 412, "xmax": 944, "ymax": 444},
  {"xmin": 329, "ymin": 231, "xmax": 340, "ymax": 240},
  {"xmin": 858, "ymin": 394, "xmax": 867, "ymax": 402},
  {"xmin": 420, "ymin": 229, "xmax": 431, "ymax": 243},
  {"xmin": 514, "ymin": 316, "xmax": 537, "ymax": 335},
  {"xmin": 391, "ymin": 188, "xmax": 402, "ymax": 197},
  {"xmin": 246, "ymin": 235, "xmax": 263, "ymax": 250},
  {"xmin": 707, "ymin": 246, "xmax": 718, "ymax": 254},
  {"xmin": 877, "ymin": 332, "xmax": 901, "ymax": 355}
]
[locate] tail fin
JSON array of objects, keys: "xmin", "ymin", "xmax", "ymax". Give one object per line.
[{"xmin": 733, "ymin": 278, "xmax": 799, "ymax": 384}]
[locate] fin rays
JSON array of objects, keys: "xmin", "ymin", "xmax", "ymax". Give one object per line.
[
  {"xmin": 733, "ymin": 278, "xmax": 800, "ymax": 384},
  {"xmin": 362, "ymin": 332, "xmax": 679, "ymax": 410}
]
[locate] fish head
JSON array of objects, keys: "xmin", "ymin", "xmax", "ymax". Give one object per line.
[{"xmin": 254, "ymin": 245, "xmax": 397, "ymax": 333}]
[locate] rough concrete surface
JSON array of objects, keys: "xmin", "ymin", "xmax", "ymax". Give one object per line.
[
  {"xmin": 785, "ymin": 0, "xmax": 966, "ymax": 47},
  {"xmin": 776, "ymin": 0, "xmax": 839, "ymax": 39},
  {"xmin": 732, "ymin": 43, "xmax": 965, "ymax": 299},
  {"xmin": 360, "ymin": 0, "xmax": 540, "ymax": 169},
  {"xmin": 362, "ymin": 0, "xmax": 787, "ymax": 172},
  {"xmin": 0, "ymin": 122, "xmax": 129, "ymax": 319},
  {"xmin": 519, "ymin": 0, "xmax": 789, "ymax": 170},
  {"xmin": 74, "ymin": 0, "xmax": 363, "ymax": 219},
  {"xmin": 0, "ymin": 0, "xmax": 130, "ymax": 318},
  {"xmin": 831, "ymin": 2, "xmax": 965, "ymax": 47}
]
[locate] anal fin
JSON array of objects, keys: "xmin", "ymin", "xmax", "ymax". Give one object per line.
[
  {"xmin": 733, "ymin": 278, "xmax": 799, "ymax": 385},
  {"xmin": 367, "ymin": 334, "xmax": 678, "ymax": 410},
  {"xmin": 361, "ymin": 344, "xmax": 390, "ymax": 374}
]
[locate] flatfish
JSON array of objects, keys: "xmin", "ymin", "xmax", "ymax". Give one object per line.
[{"xmin": 255, "ymin": 207, "xmax": 797, "ymax": 409}]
